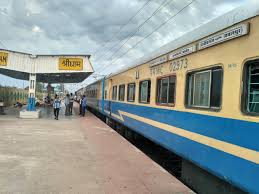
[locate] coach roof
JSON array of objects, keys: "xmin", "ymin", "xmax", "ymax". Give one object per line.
[{"xmin": 107, "ymin": 1, "xmax": 259, "ymax": 78}]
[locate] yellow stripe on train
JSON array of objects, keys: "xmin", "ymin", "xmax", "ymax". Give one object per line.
[{"xmin": 112, "ymin": 110, "xmax": 259, "ymax": 164}]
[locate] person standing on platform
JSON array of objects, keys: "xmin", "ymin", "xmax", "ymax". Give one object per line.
[
  {"xmin": 65, "ymin": 94, "xmax": 70, "ymax": 116},
  {"xmin": 53, "ymin": 95, "xmax": 61, "ymax": 120},
  {"xmin": 69, "ymin": 93, "xmax": 74, "ymax": 115},
  {"xmin": 81, "ymin": 95, "xmax": 87, "ymax": 117},
  {"xmin": 79, "ymin": 95, "xmax": 83, "ymax": 115}
]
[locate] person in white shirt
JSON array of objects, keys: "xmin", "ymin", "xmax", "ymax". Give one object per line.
[{"xmin": 53, "ymin": 95, "xmax": 61, "ymax": 120}]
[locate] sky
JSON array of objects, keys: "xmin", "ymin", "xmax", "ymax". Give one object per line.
[{"xmin": 0, "ymin": 0, "xmax": 246, "ymax": 92}]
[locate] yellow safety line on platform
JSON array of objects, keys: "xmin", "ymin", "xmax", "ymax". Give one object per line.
[{"xmin": 112, "ymin": 110, "xmax": 259, "ymax": 164}]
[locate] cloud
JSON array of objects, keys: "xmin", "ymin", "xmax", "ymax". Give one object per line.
[
  {"xmin": 32, "ymin": 25, "xmax": 42, "ymax": 33},
  {"xmin": 0, "ymin": 0, "xmax": 246, "ymax": 91}
]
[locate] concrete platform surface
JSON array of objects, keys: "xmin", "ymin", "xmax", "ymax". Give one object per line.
[
  {"xmin": 20, "ymin": 110, "xmax": 41, "ymax": 119},
  {"xmin": 0, "ymin": 106, "xmax": 193, "ymax": 194}
]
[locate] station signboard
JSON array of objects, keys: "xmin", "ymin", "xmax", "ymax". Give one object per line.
[
  {"xmin": 58, "ymin": 58, "xmax": 83, "ymax": 70},
  {"xmin": 149, "ymin": 55, "xmax": 167, "ymax": 67},
  {"xmin": 0, "ymin": 52, "xmax": 8, "ymax": 66},
  {"xmin": 198, "ymin": 23, "xmax": 249, "ymax": 50},
  {"xmin": 168, "ymin": 45, "xmax": 196, "ymax": 60}
]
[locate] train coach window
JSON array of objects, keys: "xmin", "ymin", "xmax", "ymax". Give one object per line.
[
  {"xmin": 127, "ymin": 83, "xmax": 135, "ymax": 102},
  {"xmin": 243, "ymin": 60, "xmax": 259, "ymax": 114},
  {"xmin": 156, "ymin": 75, "xmax": 176, "ymax": 105},
  {"xmin": 186, "ymin": 67, "xmax": 222, "ymax": 109},
  {"xmin": 139, "ymin": 80, "xmax": 151, "ymax": 103},
  {"xmin": 112, "ymin": 86, "xmax": 117, "ymax": 100},
  {"xmin": 119, "ymin": 84, "xmax": 125, "ymax": 101}
]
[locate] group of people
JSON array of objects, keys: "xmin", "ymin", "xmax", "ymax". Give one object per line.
[{"xmin": 52, "ymin": 93, "xmax": 87, "ymax": 120}]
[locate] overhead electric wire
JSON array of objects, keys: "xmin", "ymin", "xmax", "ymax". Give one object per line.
[
  {"xmin": 93, "ymin": 0, "xmax": 153, "ymax": 57},
  {"xmin": 102, "ymin": 0, "xmax": 173, "ymax": 63},
  {"xmin": 95, "ymin": 0, "xmax": 177, "ymax": 73},
  {"xmin": 94, "ymin": 0, "xmax": 172, "ymax": 65},
  {"xmin": 98, "ymin": 0, "xmax": 196, "ymax": 74}
]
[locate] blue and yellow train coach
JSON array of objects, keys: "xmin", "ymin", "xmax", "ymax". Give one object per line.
[{"xmin": 85, "ymin": 3, "xmax": 259, "ymax": 193}]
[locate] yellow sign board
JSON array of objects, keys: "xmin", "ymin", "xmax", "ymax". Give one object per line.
[
  {"xmin": 58, "ymin": 58, "xmax": 83, "ymax": 70},
  {"xmin": 0, "ymin": 52, "xmax": 8, "ymax": 66}
]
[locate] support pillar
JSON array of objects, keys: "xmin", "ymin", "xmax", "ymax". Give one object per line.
[
  {"xmin": 20, "ymin": 73, "xmax": 40, "ymax": 118},
  {"xmin": 27, "ymin": 73, "xmax": 36, "ymax": 111}
]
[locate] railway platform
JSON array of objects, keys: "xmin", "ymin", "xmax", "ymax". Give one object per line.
[{"xmin": 0, "ymin": 105, "xmax": 193, "ymax": 193}]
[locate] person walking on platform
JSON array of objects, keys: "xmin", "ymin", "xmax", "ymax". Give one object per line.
[
  {"xmin": 81, "ymin": 95, "xmax": 87, "ymax": 117},
  {"xmin": 65, "ymin": 94, "xmax": 70, "ymax": 116},
  {"xmin": 69, "ymin": 93, "xmax": 74, "ymax": 115},
  {"xmin": 53, "ymin": 95, "xmax": 61, "ymax": 120},
  {"xmin": 79, "ymin": 95, "xmax": 83, "ymax": 115}
]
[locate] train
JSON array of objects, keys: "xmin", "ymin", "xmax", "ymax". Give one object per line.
[{"xmin": 78, "ymin": 3, "xmax": 259, "ymax": 193}]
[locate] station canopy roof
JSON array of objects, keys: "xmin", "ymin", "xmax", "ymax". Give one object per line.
[{"xmin": 0, "ymin": 49, "xmax": 94, "ymax": 83}]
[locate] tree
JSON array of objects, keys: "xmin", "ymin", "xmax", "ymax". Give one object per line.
[{"xmin": 36, "ymin": 83, "xmax": 44, "ymax": 93}]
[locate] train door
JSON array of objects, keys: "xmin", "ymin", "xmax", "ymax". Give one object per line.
[
  {"xmin": 101, "ymin": 78, "xmax": 105, "ymax": 113},
  {"xmin": 107, "ymin": 79, "xmax": 112, "ymax": 116},
  {"xmin": 102, "ymin": 78, "xmax": 112, "ymax": 116}
]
